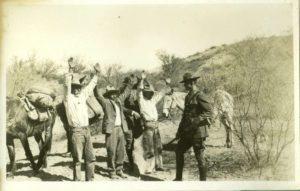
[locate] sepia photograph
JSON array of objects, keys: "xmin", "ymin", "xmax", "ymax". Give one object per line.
[{"xmin": 1, "ymin": 0, "xmax": 299, "ymax": 190}]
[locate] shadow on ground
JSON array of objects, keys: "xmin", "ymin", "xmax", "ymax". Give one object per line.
[
  {"xmin": 96, "ymin": 155, "xmax": 107, "ymax": 163},
  {"xmin": 140, "ymin": 174, "xmax": 164, "ymax": 181},
  {"xmin": 12, "ymin": 169, "xmax": 71, "ymax": 181},
  {"xmin": 6, "ymin": 162, "xmax": 31, "ymax": 172},
  {"xmin": 48, "ymin": 152, "xmax": 72, "ymax": 158},
  {"xmin": 95, "ymin": 165, "xmax": 110, "ymax": 178},
  {"xmin": 52, "ymin": 161, "xmax": 72, "ymax": 169}
]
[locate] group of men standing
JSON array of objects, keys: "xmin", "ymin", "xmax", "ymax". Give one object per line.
[{"xmin": 63, "ymin": 58, "xmax": 212, "ymax": 181}]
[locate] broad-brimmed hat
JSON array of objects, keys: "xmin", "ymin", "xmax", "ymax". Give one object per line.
[
  {"xmin": 103, "ymin": 85, "xmax": 120, "ymax": 97},
  {"xmin": 180, "ymin": 72, "xmax": 200, "ymax": 83},
  {"xmin": 143, "ymin": 84, "xmax": 155, "ymax": 93},
  {"xmin": 71, "ymin": 74, "xmax": 86, "ymax": 87}
]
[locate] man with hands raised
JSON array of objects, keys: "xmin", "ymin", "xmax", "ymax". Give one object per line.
[{"xmin": 63, "ymin": 59, "xmax": 101, "ymax": 181}]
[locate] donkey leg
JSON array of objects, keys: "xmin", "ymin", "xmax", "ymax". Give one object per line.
[
  {"xmin": 19, "ymin": 135, "xmax": 36, "ymax": 170},
  {"xmin": 35, "ymin": 123, "xmax": 53, "ymax": 171},
  {"xmin": 7, "ymin": 135, "xmax": 17, "ymax": 176},
  {"xmin": 225, "ymin": 126, "xmax": 232, "ymax": 148},
  {"xmin": 220, "ymin": 116, "xmax": 232, "ymax": 148},
  {"xmin": 34, "ymin": 133, "xmax": 47, "ymax": 168}
]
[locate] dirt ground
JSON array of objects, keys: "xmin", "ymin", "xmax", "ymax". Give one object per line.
[{"xmin": 6, "ymin": 118, "xmax": 294, "ymax": 181}]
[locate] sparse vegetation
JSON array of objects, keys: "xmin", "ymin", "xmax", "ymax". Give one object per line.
[
  {"xmin": 227, "ymin": 36, "xmax": 294, "ymax": 174},
  {"xmin": 6, "ymin": 34, "xmax": 294, "ymax": 180}
]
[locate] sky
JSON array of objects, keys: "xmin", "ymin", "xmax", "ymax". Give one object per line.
[{"xmin": 2, "ymin": 2, "xmax": 293, "ymax": 71}]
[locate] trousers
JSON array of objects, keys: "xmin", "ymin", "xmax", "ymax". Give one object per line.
[
  {"xmin": 175, "ymin": 135, "xmax": 207, "ymax": 181},
  {"xmin": 142, "ymin": 121, "xmax": 163, "ymax": 169},
  {"xmin": 71, "ymin": 126, "xmax": 95, "ymax": 181},
  {"xmin": 105, "ymin": 126, "xmax": 125, "ymax": 173},
  {"xmin": 124, "ymin": 129, "xmax": 134, "ymax": 168}
]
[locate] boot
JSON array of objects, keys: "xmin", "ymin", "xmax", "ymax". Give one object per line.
[
  {"xmin": 175, "ymin": 152, "xmax": 184, "ymax": 181},
  {"xmin": 126, "ymin": 149, "xmax": 134, "ymax": 171},
  {"xmin": 116, "ymin": 170, "xmax": 128, "ymax": 179},
  {"xmin": 199, "ymin": 167, "xmax": 207, "ymax": 181}
]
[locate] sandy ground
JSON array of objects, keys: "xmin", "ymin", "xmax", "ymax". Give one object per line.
[{"xmin": 6, "ymin": 118, "xmax": 294, "ymax": 181}]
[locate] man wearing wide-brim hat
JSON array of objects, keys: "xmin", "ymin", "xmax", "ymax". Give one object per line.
[
  {"xmin": 63, "ymin": 59, "xmax": 100, "ymax": 181},
  {"xmin": 94, "ymin": 79, "xmax": 140, "ymax": 179},
  {"xmin": 174, "ymin": 72, "xmax": 212, "ymax": 181},
  {"xmin": 136, "ymin": 71, "xmax": 172, "ymax": 174}
]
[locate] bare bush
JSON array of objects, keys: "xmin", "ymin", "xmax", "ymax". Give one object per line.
[
  {"xmin": 6, "ymin": 56, "xmax": 61, "ymax": 97},
  {"xmin": 156, "ymin": 49, "xmax": 185, "ymax": 86},
  {"xmin": 228, "ymin": 36, "xmax": 294, "ymax": 173},
  {"xmin": 98, "ymin": 63, "xmax": 125, "ymax": 88}
]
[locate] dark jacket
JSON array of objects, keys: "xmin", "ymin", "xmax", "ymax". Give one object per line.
[
  {"xmin": 123, "ymin": 90, "xmax": 144, "ymax": 138},
  {"xmin": 94, "ymin": 86, "xmax": 133, "ymax": 134},
  {"xmin": 177, "ymin": 89, "xmax": 212, "ymax": 139}
]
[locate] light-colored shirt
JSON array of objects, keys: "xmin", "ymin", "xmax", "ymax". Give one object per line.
[
  {"xmin": 64, "ymin": 74, "xmax": 98, "ymax": 128},
  {"xmin": 137, "ymin": 81, "xmax": 164, "ymax": 122},
  {"xmin": 112, "ymin": 101, "xmax": 122, "ymax": 126}
]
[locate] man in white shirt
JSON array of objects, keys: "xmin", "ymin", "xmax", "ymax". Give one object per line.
[
  {"xmin": 64, "ymin": 62, "xmax": 100, "ymax": 181},
  {"xmin": 137, "ymin": 72, "xmax": 171, "ymax": 173}
]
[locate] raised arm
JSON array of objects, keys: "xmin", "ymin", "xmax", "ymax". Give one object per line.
[
  {"xmin": 93, "ymin": 86, "xmax": 107, "ymax": 105},
  {"xmin": 153, "ymin": 78, "xmax": 172, "ymax": 103},
  {"xmin": 82, "ymin": 74, "xmax": 98, "ymax": 99},
  {"xmin": 64, "ymin": 57, "xmax": 75, "ymax": 99},
  {"xmin": 118, "ymin": 83, "xmax": 132, "ymax": 103},
  {"xmin": 136, "ymin": 75, "xmax": 145, "ymax": 103},
  {"xmin": 64, "ymin": 73, "xmax": 72, "ymax": 99}
]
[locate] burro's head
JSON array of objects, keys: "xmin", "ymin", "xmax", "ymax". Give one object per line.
[{"xmin": 162, "ymin": 94, "xmax": 176, "ymax": 118}]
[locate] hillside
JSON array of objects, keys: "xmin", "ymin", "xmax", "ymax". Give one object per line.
[{"xmin": 152, "ymin": 34, "xmax": 293, "ymax": 95}]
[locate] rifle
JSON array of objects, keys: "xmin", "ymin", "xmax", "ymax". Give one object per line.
[{"xmin": 162, "ymin": 137, "xmax": 178, "ymax": 151}]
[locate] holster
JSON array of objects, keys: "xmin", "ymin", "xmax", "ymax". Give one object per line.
[
  {"xmin": 179, "ymin": 117, "xmax": 210, "ymax": 138},
  {"xmin": 190, "ymin": 116, "xmax": 211, "ymax": 127}
]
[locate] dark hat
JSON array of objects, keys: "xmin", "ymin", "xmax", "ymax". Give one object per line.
[
  {"xmin": 103, "ymin": 85, "xmax": 120, "ymax": 97},
  {"xmin": 71, "ymin": 74, "xmax": 86, "ymax": 87},
  {"xmin": 143, "ymin": 84, "xmax": 155, "ymax": 93},
  {"xmin": 180, "ymin": 72, "xmax": 200, "ymax": 83}
]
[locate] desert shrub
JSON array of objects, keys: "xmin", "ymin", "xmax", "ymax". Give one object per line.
[
  {"xmin": 6, "ymin": 55, "xmax": 62, "ymax": 98},
  {"xmin": 95, "ymin": 63, "xmax": 125, "ymax": 88},
  {"xmin": 228, "ymin": 35, "xmax": 294, "ymax": 172},
  {"xmin": 156, "ymin": 49, "xmax": 185, "ymax": 87}
]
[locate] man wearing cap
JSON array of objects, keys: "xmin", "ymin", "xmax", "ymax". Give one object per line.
[
  {"xmin": 63, "ymin": 61, "xmax": 100, "ymax": 181},
  {"xmin": 137, "ymin": 72, "xmax": 171, "ymax": 173},
  {"xmin": 94, "ymin": 80, "xmax": 140, "ymax": 179},
  {"xmin": 174, "ymin": 72, "xmax": 212, "ymax": 181}
]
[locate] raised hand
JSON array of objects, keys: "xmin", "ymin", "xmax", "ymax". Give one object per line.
[
  {"xmin": 94, "ymin": 63, "xmax": 101, "ymax": 74},
  {"xmin": 68, "ymin": 57, "xmax": 75, "ymax": 72},
  {"xmin": 141, "ymin": 71, "xmax": 146, "ymax": 80}
]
